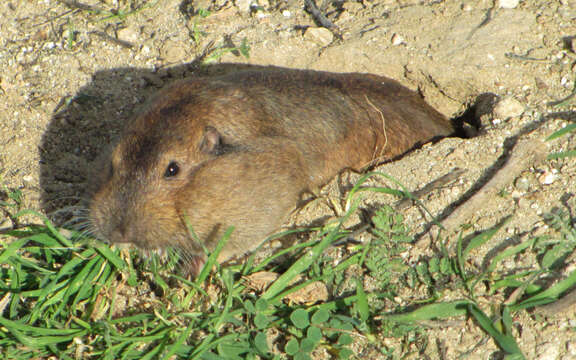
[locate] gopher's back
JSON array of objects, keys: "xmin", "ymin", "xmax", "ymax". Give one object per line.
[{"xmin": 213, "ymin": 69, "xmax": 454, "ymax": 186}]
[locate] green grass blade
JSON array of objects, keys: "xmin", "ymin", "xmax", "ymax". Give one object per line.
[
  {"xmin": 354, "ymin": 278, "xmax": 370, "ymax": 323},
  {"xmin": 161, "ymin": 322, "xmax": 195, "ymax": 360},
  {"xmin": 463, "ymin": 218, "xmax": 509, "ymax": 260},
  {"xmin": 547, "ymin": 150, "xmax": 576, "ymax": 160},
  {"xmin": 196, "ymin": 227, "xmax": 233, "ymax": 284},
  {"xmin": 456, "ymin": 231, "xmax": 466, "ymax": 280},
  {"xmin": 72, "ymin": 256, "xmax": 113, "ymax": 310},
  {"xmin": 268, "ymin": 253, "xmax": 361, "ymax": 304},
  {"xmin": 55, "ymin": 255, "xmax": 101, "ymax": 316},
  {"xmin": 243, "ymin": 229, "xmax": 313, "ymax": 274},
  {"xmin": 546, "ymin": 123, "xmax": 576, "ymax": 141},
  {"xmin": 0, "ymin": 316, "xmax": 85, "ymax": 336},
  {"xmin": 510, "ymin": 266, "xmax": 576, "ymax": 311},
  {"xmin": 487, "ymin": 237, "xmax": 537, "ymax": 273},
  {"xmin": 139, "ymin": 342, "xmax": 167, "ymax": 360},
  {"xmin": 11, "ymin": 211, "xmax": 75, "ymax": 248},
  {"xmin": 261, "ymin": 225, "xmax": 341, "ymax": 301},
  {"xmin": 384, "ymin": 300, "xmax": 470, "ymax": 323},
  {"xmin": 94, "ymin": 243, "xmax": 126, "ymax": 270},
  {"xmin": 0, "ymin": 238, "xmax": 29, "ymax": 263},
  {"xmin": 467, "ymin": 304, "xmax": 524, "ymax": 358},
  {"xmin": 36, "ymin": 247, "xmax": 96, "ymax": 301}
]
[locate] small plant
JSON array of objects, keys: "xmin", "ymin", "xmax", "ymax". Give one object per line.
[
  {"xmin": 285, "ymin": 308, "xmax": 355, "ymax": 360},
  {"xmin": 190, "ymin": 8, "xmax": 211, "ymax": 43},
  {"xmin": 537, "ymin": 205, "xmax": 576, "ymax": 269},
  {"xmin": 0, "ymin": 185, "xmax": 23, "ymax": 228},
  {"xmin": 0, "ymin": 186, "xmax": 23, "ymax": 210},
  {"xmin": 547, "ymin": 123, "xmax": 576, "ymax": 159},
  {"xmin": 202, "ymin": 38, "xmax": 251, "ymax": 64},
  {"xmin": 363, "ymin": 205, "xmax": 412, "ymax": 290},
  {"xmin": 66, "ymin": 17, "xmax": 76, "ymax": 49},
  {"xmin": 90, "ymin": 0, "xmax": 160, "ymax": 23},
  {"xmin": 184, "ymin": 8, "xmax": 251, "ymax": 64},
  {"xmin": 468, "ymin": 305, "xmax": 525, "ymax": 360},
  {"xmin": 99, "ymin": 1, "xmax": 158, "ymax": 22}
]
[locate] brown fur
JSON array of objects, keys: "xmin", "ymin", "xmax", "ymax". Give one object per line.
[{"xmin": 89, "ymin": 68, "xmax": 453, "ymax": 274}]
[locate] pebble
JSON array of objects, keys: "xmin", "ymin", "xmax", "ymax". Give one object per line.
[
  {"xmin": 117, "ymin": 27, "xmax": 139, "ymax": 43},
  {"xmin": 499, "ymin": 0, "xmax": 520, "ymax": 8},
  {"xmin": 391, "ymin": 33, "xmax": 405, "ymax": 46},
  {"xmin": 493, "ymin": 97, "xmax": 525, "ymax": 119},
  {"xmin": 531, "ymin": 224, "xmax": 548, "ymax": 237},
  {"xmin": 161, "ymin": 39, "xmax": 187, "ymax": 63},
  {"xmin": 342, "ymin": 2, "xmax": 363, "ymax": 13},
  {"xmin": 537, "ymin": 342, "xmax": 560, "ymax": 360},
  {"xmin": 255, "ymin": 11, "xmax": 268, "ymax": 19},
  {"xmin": 568, "ymin": 340, "xmax": 576, "ymax": 356},
  {"xmin": 235, "ymin": 0, "xmax": 253, "ymax": 14},
  {"xmin": 514, "ymin": 175, "xmax": 531, "ymax": 191},
  {"xmin": 304, "ymin": 27, "xmax": 333, "ymax": 47},
  {"xmin": 538, "ymin": 170, "xmax": 558, "ymax": 185}
]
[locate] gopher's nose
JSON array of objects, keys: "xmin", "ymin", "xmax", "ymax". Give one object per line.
[
  {"xmin": 109, "ymin": 224, "xmax": 128, "ymax": 243},
  {"xmin": 108, "ymin": 215, "xmax": 134, "ymax": 244}
]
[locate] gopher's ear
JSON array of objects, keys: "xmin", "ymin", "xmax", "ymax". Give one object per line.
[{"xmin": 199, "ymin": 126, "xmax": 224, "ymax": 155}]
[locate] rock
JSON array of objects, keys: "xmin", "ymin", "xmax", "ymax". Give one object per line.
[
  {"xmin": 117, "ymin": 27, "xmax": 139, "ymax": 43},
  {"xmin": 514, "ymin": 175, "xmax": 531, "ymax": 192},
  {"xmin": 493, "ymin": 97, "xmax": 525, "ymax": 119},
  {"xmin": 536, "ymin": 342, "xmax": 560, "ymax": 360},
  {"xmin": 22, "ymin": 174, "xmax": 34, "ymax": 184},
  {"xmin": 304, "ymin": 27, "xmax": 334, "ymax": 47},
  {"xmin": 567, "ymin": 339, "xmax": 576, "ymax": 356},
  {"xmin": 342, "ymin": 2, "xmax": 363, "ymax": 13},
  {"xmin": 161, "ymin": 39, "xmax": 188, "ymax": 63},
  {"xmin": 391, "ymin": 33, "xmax": 405, "ymax": 46},
  {"xmin": 538, "ymin": 170, "xmax": 558, "ymax": 185},
  {"xmin": 499, "ymin": 0, "xmax": 520, "ymax": 8},
  {"xmin": 235, "ymin": 0, "xmax": 253, "ymax": 14}
]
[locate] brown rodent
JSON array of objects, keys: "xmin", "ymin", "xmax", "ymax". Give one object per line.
[{"xmin": 89, "ymin": 68, "xmax": 453, "ymax": 275}]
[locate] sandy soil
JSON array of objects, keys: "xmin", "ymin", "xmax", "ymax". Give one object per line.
[{"xmin": 1, "ymin": 0, "xmax": 576, "ymax": 358}]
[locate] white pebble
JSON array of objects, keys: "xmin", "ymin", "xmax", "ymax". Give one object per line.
[
  {"xmin": 391, "ymin": 33, "xmax": 404, "ymax": 46},
  {"xmin": 536, "ymin": 342, "xmax": 560, "ymax": 360},
  {"xmin": 493, "ymin": 97, "xmax": 525, "ymax": 119},
  {"xmin": 539, "ymin": 171, "xmax": 558, "ymax": 185},
  {"xmin": 499, "ymin": 0, "xmax": 520, "ymax": 8},
  {"xmin": 304, "ymin": 27, "xmax": 334, "ymax": 47}
]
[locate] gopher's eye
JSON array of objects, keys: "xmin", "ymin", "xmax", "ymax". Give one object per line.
[{"xmin": 164, "ymin": 161, "xmax": 180, "ymax": 178}]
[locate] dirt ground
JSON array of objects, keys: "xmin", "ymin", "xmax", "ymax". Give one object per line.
[{"xmin": 1, "ymin": 0, "xmax": 576, "ymax": 358}]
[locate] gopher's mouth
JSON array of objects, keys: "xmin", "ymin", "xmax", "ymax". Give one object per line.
[{"xmin": 116, "ymin": 244, "xmax": 206, "ymax": 278}]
